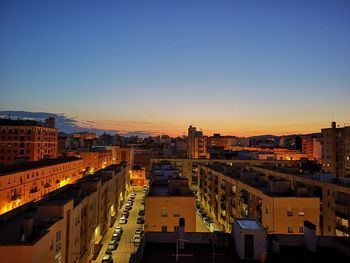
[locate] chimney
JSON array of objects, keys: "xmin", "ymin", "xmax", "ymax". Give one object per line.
[
  {"xmin": 331, "ymin": 121, "xmax": 336, "ymax": 129},
  {"xmin": 23, "ymin": 215, "xmax": 34, "ymax": 241},
  {"xmin": 303, "ymin": 220, "xmax": 317, "ymax": 252}
]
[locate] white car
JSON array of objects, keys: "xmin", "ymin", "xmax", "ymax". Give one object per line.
[
  {"xmin": 119, "ymin": 217, "xmax": 127, "ymax": 224},
  {"xmin": 133, "ymin": 233, "xmax": 141, "ymax": 243}
]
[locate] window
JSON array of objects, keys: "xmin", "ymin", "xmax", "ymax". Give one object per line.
[
  {"xmin": 288, "ymin": 226, "xmax": 293, "ymax": 233},
  {"xmin": 298, "ymin": 209, "xmax": 304, "ymax": 216},
  {"xmin": 161, "ymin": 226, "xmax": 167, "ymax": 232},
  {"xmin": 174, "ymin": 226, "xmax": 179, "ymax": 232},
  {"xmin": 161, "ymin": 208, "xmax": 168, "ymax": 217},
  {"xmin": 174, "ymin": 208, "xmax": 180, "ymax": 217},
  {"xmin": 287, "ymin": 209, "xmax": 293, "ymax": 216},
  {"xmin": 56, "ymin": 231, "xmax": 61, "ymax": 242},
  {"xmin": 299, "ymin": 226, "xmax": 304, "ymax": 233}
]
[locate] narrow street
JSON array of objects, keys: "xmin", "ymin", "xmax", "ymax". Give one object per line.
[{"xmin": 93, "ymin": 189, "xmax": 144, "ymax": 263}]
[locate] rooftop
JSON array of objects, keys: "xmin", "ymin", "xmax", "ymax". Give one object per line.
[
  {"xmin": 236, "ymin": 219, "xmax": 264, "ymax": 230},
  {"xmin": 0, "ymin": 156, "xmax": 82, "ymax": 176},
  {"xmin": 0, "ymin": 118, "xmax": 54, "ymax": 128}
]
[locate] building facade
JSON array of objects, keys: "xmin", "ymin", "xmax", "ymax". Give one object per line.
[
  {"xmin": 0, "ymin": 157, "xmax": 83, "ymax": 215},
  {"xmin": 0, "ymin": 118, "xmax": 58, "ymax": 165},
  {"xmin": 198, "ymin": 163, "xmax": 320, "ymax": 234},
  {"xmin": 322, "ymin": 122, "xmax": 350, "ymax": 178},
  {"xmin": 0, "ymin": 163, "xmax": 129, "ymax": 263},
  {"xmin": 145, "ymin": 163, "xmax": 196, "ymax": 233}
]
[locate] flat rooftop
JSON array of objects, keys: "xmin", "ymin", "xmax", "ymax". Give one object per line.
[
  {"xmin": 236, "ymin": 219, "xmax": 264, "ymax": 230},
  {"xmin": 0, "ymin": 156, "xmax": 82, "ymax": 176},
  {"xmin": 0, "ymin": 118, "xmax": 53, "ymax": 128}
]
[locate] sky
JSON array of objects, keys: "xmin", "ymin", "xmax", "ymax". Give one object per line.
[{"xmin": 0, "ymin": 0, "xmax": 349, "ymax": 137}]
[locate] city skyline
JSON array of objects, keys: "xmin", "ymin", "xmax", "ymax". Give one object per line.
[{"xmin": 1, "ymin": 0, "xmax": 350, "ymax": 136}]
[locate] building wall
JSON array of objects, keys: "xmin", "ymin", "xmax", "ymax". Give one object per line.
[
  {"xmin": 322, "ymin": 125, "xmax": 350, "ymax": 178},
  {"xmin": 78, "ymin": 150, "xmax": 112, "ymax": 173},
  {"xmin": 198, "ymin": 165, "xmax": 320, "ymax": 235},
  {"xmin": 0, "ymin": 158, "xmax": 83, "ymax": 215},
  {"xmin": 145, "ymin": 196, "xmax": 196, "ymax": 233},
  {"xmin": 130, "ymin": 168, "xmax": 146, "ymax": 186},
  {"xmin": 0, "ymin": 125, "xmax": 58, "ymax": 165}
]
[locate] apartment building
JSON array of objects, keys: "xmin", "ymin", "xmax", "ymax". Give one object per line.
[
  {"xmin": 0, "ymin": 163, "xmax": 128, "ymax": 263},
  {"xmin": 250, "ymin": 165, "xmax": 350, "ymax": 237},
  {"xmin": 187, "ymin": 125, "xmax": 209, "ymax": 159},
  {"xmin": 208, "ymin": 133, "xmax": 238, "ymax": 149},
  {"xmin": 77, "ymin": 148, "xmax": 113, "ymax": 173},
  {"xmin": 321, "ymin": 122, "xmax": 350, "ymax": 178},
  {"xmin": 302, "ymin": 137, "xmax": 322, "ymax": 161},
  {"xmin": 0, "ymin": 156, "xmax": 83, "ymax": 215},
  {"xmin": 145, "ymin": 163, "xmax": 196, "ymax": 233},
  {"xmin": 0, "ymin": 118, "xmax": 58, "ymax": 165},
  {"xmin": 129, "ymin": 165, "xmax": 146, "ymax": 186},
  {"xmin": 150, "ymin": 158, "xmax": 301, "ymax": 191},
  {"xmin": 198, "ymin": 163, "xmax": 320, "ymax": 235}
]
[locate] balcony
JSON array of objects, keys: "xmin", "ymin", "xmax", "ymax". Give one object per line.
[
  {"xmin": 10, "ymin": 192, "xmax": 20, "ymax": 201},
  {"xmin": 29, "ymin": 187, "xmax": 38, "ymax": 193}
]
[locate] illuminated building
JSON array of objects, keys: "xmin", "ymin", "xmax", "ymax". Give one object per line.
[
  {"xmin": 129, "ymin": 165, "xmax": 147, "ymax": 186},
  {"xmin": 302, "ymin": 137, "xmax": 322, "ymax": 161},
  {"xmin": 0, "ymin": 163, "xmax": 128, "ymax": 263},
  {"xmin": 0, "ymin": 156, "xmax": 83, "ymax": 215},
  {"xmin": 144, "ymin": 163, "xmax": 196, "ymax": 233},
  {"xmin": 198, "ymin": 163, "xmax": 320, "ymax": 234},
  {"xmin": 77, "ymin": 148, "xmax": 113, "ymax": 173},
  {"xmin": 187, "ymin": 125, "xmax": 209, "ymax": 159},
  {"xmin": 0, "ymin": 118, "xmax": 57, "ymax": 165}
]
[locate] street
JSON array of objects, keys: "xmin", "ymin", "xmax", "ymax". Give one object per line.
[{"xmin": 93, "ymin": 188, "xmax": 145, "ymax": 263}]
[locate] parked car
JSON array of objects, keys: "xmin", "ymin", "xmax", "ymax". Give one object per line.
[
  {"xmin": 119, "ymin": 217, "xmax": 128, "ymax": 224},
  {"xmin": 101, "ymin": 254, "xmax": 113, "ymax": 263},
  {"xmin": 106, "ymin": 240, "xmax": 118, "ymax": 251},
  {"xmin": 138, "ymin": 210, "xmax": 145, "ymax": 216},
  {"xmin": 135, "ymin": 228, "xmax": 144, "ymax": 236},
  {"xmin": 111, "ymin": 233, "xmax": 121, "ymax": 241},
  {"xmin": 137, "ymin": 216, "xmax": 144, "ymax": 224},
  {"xmin": 122, "ymin": 211, "xmax": 129, "ymax": 217},
  {"xmin": 133, "ymin": 234, "xmax": 141, "ymax": 243},
  {"xmin": 115, "ymin": 226, "xmax": 123, "ymax": 234},
  {"xmin": 125, "ymin": 205, "xmax": 132, "ymax": 210},
  {"xmin": 130, "ymin": 192, "xmax": 136, "ymax": 196}
]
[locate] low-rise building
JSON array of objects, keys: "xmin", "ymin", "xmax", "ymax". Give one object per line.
[
  {"xmin": 129, "ymin": 165, "xmax": 147, "ymax": 186},
  {"xmin": 145, "ymin": 163, "xmax": 196, "ymax": 233}
]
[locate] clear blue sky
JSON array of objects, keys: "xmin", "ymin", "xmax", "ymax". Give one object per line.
[{"xmin": 1, "ymin": 0, "xmax": 349, "ymax": 136}]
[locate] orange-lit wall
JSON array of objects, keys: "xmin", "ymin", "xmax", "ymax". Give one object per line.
[
  {"xmin": 0, "ymin": 125, "xmax": 57, "ymax": 165},
  {"xmin": 145, "ymin": 196, "xmax": 196, "ymax": 233},
  {"xmin": 0, "ymin": 158, "xmax": 83, "ymax": 215}
]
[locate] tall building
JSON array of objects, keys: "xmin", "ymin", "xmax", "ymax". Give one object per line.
[
  {"xmin": 187, "ymin": 125, "xmax": 209, "ymax": 159},
  {"xmin": 322, "ymin": 122, "xmax": 350, "ymax": 178},
  {"xmin": 0, "ymin": 118, "xmax": 58, "ymax": 165}
]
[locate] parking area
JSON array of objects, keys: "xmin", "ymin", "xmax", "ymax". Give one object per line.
[
  {"xmin": 196, "ymin": 202, "xmax": 219, "ymax": 232},
  {"xmin": 93, "ymin": 188, "xmax": 147, "ymax": 263}
]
